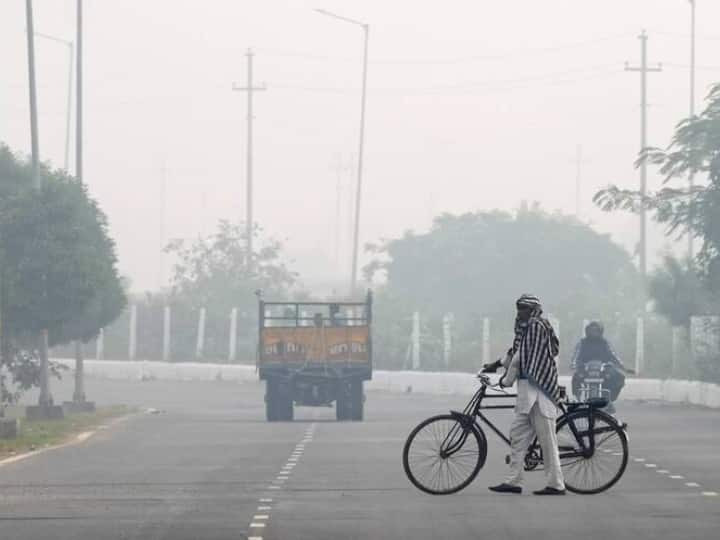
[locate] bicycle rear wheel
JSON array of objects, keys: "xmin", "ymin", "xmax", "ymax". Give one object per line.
[
  {"xmin": 556, "ymin": 409, "xmax": 628, "ymax": 494},
  {"xmin": 403, "ymin": 414, "xmax": 487, "ymax": 495}
]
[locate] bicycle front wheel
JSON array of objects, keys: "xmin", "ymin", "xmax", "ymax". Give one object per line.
[
  {"xmin": 403, "ymin": 414, "xmax": 487, "ymax": 495},
  {"xmin": 556, "ymin": 409, "xmax": 628, "ymax": 494}
]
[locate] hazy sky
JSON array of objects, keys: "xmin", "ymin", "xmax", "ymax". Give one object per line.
[{"xmin": 2, "ymin": 0, "xmax": 720, "ymax": 293}]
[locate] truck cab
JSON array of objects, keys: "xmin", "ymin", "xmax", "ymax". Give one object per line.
[{"xmin": 257, "ymin": 292, "xmax": 372, "ymax": 421}]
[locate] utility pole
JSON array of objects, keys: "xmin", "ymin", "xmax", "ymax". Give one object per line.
[
  {"xmin": 688, "ymin": 0, "xmax": 696, "ymax": 261},
  {"xmin": 625, "ymin": 30, "xmax": 662, "ymax": 309},
  {"xmin": 233, "ymin": 49, "xmax": 266, "ymax": 271}
]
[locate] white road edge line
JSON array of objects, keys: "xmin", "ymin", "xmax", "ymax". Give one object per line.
[
  {"xmin": 686, "ymin": 482, "xmax": 701, "ymax": 487},
  {"xmin": 0, "ymin": 414, "xmax": 129, "ymax": 469},
  {"xmin": 702, "ymin": 491, "xmax": 718, "ymax": 497}
]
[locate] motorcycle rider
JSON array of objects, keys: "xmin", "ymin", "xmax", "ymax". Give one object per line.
[{"xmin": 571, "ymin": 321, "xmax": 628, "ymax": 403}]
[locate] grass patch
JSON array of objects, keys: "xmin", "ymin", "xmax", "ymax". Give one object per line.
[{"xmin": 0, "ymin": 405, "xmax": 132, "ymax": 459}]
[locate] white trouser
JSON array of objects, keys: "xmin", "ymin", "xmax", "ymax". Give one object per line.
[{"xmin": 505, "ymin": 401, "xmax": 565, "ymax": 490}]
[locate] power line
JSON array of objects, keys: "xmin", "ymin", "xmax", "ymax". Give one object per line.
[
  {"xmin": 256, "ymin": 33, "xmax": 632, "ymax": 66},
  {"xmin": 271, "ymin": 65, "xmax": 622, "ymax": 96}
]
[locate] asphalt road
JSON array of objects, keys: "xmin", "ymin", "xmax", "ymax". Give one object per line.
[{"xmin": 1, "ymin": 375, "xmax": 718, "ymax": 540}]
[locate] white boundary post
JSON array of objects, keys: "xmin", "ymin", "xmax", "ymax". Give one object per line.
[
  {"xmin": 482, "ymin": 317, "xmax": 491, "ymax": 369},
  {"xmin": 196, "ymin": 307, "xmax": 206, "ymax": 360},
  {"xmin": 162, "ymin": 306, "xmax": 171, "ymax": 362},
  {"xmin": 671, "ymin": 325, "xmax": 682, "ymax": 376},
  {"xmin": 442, "ymin": 313, "xmax": 452, "ymax": 368},
  {"xmin": 128, "ymin": 305, "xmax": 137, "ymax": 361},
  {"xmin": 228, "ymin": 307, "xmax": 238, "ymax": 362},
  {"xmin": 635, "ymin": 316, "xmax": 644, "ymax": 375},
  {"xmin": 95, "ymin": 328, "xmax": 104, "ymax": 361},
  {"xmin": 411, "ymin": 312, "xmax": 420, "ymax": 370}
]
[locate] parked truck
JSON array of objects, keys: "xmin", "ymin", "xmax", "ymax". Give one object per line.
[{"xmin": 257, "ymin": 292, "xmax": 373, "ymax": 422}]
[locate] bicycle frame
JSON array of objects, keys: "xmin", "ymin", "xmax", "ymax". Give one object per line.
[{"xmin": 445, "ymin": 380, "xmax": 613, "ymax": 461}]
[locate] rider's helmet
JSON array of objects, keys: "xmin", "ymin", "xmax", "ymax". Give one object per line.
[{"xmin": 585, "ymin": 320, "xmax": 604, "ymax": 339}]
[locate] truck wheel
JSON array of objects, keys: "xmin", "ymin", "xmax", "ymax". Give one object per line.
[
  {"xmin": 336, "ymin": 384, "xmax": 350, "ymax": 421},
  {"xmin": 266, "ymin": 380, "xmax": 279, "ymax": 422},
  {"xmin": 279, "ymin": 384, "xmax": 294, "ymax": 421},
  {"xmin": 349, "ymin": 380, "xmax": 364, "ymax": 421}
]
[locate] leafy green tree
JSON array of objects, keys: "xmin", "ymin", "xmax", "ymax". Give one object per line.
[
  {"xmin": 95, "ymin": 220, "xmax": 298, "ymax": 362},
  {"xmin": 648, "ymin": 255, "xmax": 714, "ymax": 327},
  {"xmin": 595, "ymin": 83, "xmax": 720, "ymax": 382},
  {"xmin": 595, "ymin": 83, "xmax": 720, "ymax": 283},
  {"xmin": 0, "ymin": 144, "xmax": 125, "ymax": 406},
  {"xmin": 364, "ymin": 205, "xmax": 641, "ymax": 371}
]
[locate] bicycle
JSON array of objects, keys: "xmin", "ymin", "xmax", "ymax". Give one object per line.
[{"xmin": 402, "ymin": 373, "xmax": 629, "ymax": 495}]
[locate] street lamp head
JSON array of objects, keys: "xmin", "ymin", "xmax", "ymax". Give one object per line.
[{"xmin": 314, "ymin": 8, "xmax": 367, "ymax": 27}]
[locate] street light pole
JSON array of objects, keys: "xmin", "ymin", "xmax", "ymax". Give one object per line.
[
  {"xmin": 33, "ymin": 32, "xmax": 74, "ymax": 173},
  {"xmin": 315, "ymin": 9, "xmax": 369, "ymax": 297},
  {"xmin": 25, "ymin": 0, "xmax": 41, "ymax": 190}
]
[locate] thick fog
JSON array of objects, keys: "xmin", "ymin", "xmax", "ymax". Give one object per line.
[{"xmin": 2, "ymin": 0, "xmax": 719, "ymax": 292}]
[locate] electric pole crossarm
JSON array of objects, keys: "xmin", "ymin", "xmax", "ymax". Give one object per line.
[{"xmin": 624, "ymin": 65, "xmax": 662, "ymax": 72}]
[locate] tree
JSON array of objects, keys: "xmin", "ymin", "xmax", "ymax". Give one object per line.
[
  {"xmin": 595, "ymin": 83, "xmax": 720, "ymax": 284},
  {"xmin": 595, "ymin": 83, "xmax": 720, "ymax": 382},
  {"xmin": 150, "ymin": 220, "xmax": 298, "ymax": 361},
  {"xmin": 648, "ymin": 255, "xmax": 714, "ymax": 327},
  {"xmin": 0, "ymin": 144, "xmax": 126, "ymax": 407},
  {"xmin": 364, "ymin": 205, "xmax": 641, "ymax": 371}
]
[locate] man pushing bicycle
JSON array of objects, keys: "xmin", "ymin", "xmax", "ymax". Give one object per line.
[{"xmin": 482, "ymin": 294, "xmax": 566, "ymax": 495}]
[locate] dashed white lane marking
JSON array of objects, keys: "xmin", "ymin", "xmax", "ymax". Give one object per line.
[
  {"xmin": 248, "ymin": 422, "xmax": 316, "ymax": 538},
  {"xmin": 632, "ymin": 453, "xmax": 718, "ymax": 499}
]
